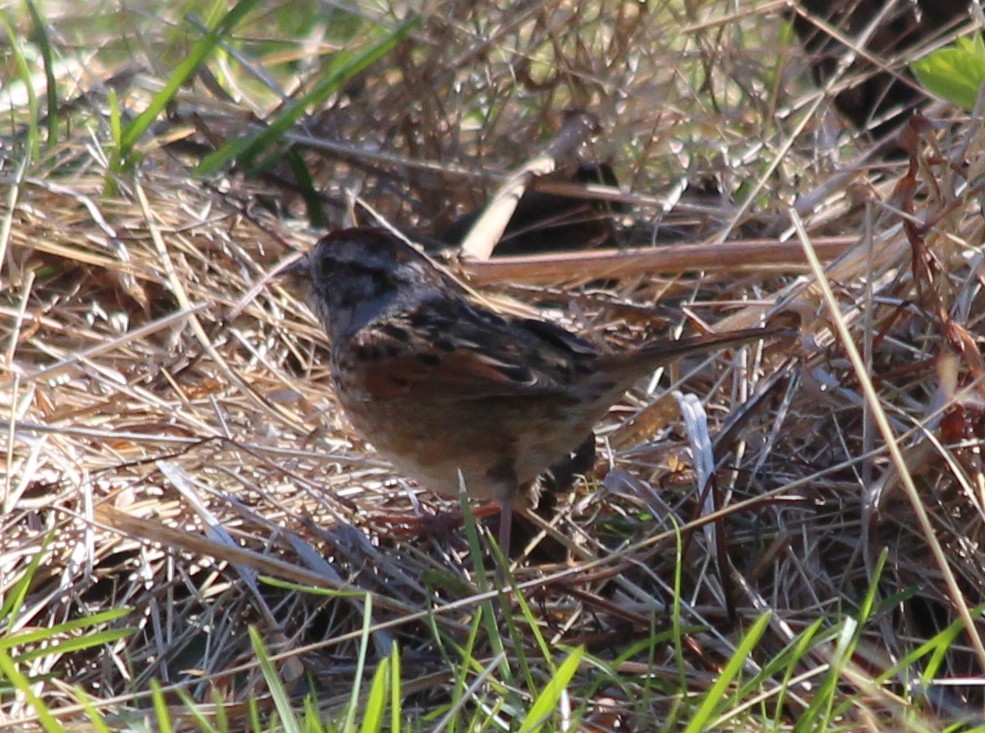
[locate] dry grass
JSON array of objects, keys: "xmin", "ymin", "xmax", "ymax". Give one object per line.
[{"xmin": 2, "ymin": 0, "xmax": 985, "ymax": 730}]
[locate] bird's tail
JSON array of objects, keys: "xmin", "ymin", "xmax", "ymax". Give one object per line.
[{"xmin": 597, "ymin": 325, "xmax": 794, "ymax": 376}]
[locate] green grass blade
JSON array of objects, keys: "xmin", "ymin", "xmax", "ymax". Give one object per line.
[
  {"xmin": 72, "ymin": 687, "xmax": 113, "ymax": 733},
  {"xmin": 0, "ymin": 607, "xmax": 131, "ymax": 651},
  {"xmin": 389, "ymin": 643, "xmax": 402, "ymax": 733},
  {"xmin": 196, "ymin": 16, "xmax": 419, "ymax": 175},
  {"xmin": 14, "ymin": 628, "xmax": 134, "ymax": 664},
  {"xmin": 683, "ymin": 612, "xmax": 772, "ymax": 733},
  {"xmin": 24, "ymin": 0, "xmax": 57, "ymax": 148},
  {"xmin": 249, "ymin": 626, "xmax": 300, "ymax": 733},
  {"xmin": 286, "ymin": 149, "xmax": 328, "ymax": 228},
  {"xmin": 766, "ymin": 617, "xmax": 826, "ymax": 727},
  {"xmin": 342, "ymin": 594, "xmax": 375, "ymax": 733},
  {"xmin": 360, "ymin": 653, "xmax": 389, "ymax": 733},
  {"xmin": 119, "ymin": 0, "xmax": 264, "ymax": 158},
  {"xmin": 806, "ymin": 552, "xmax": 888, "ymax": 730},
  {"xmin": 104, "ymin": 87, "xmax": 123, "ymax": 195},
  {"xmin": 150, "ymin": 679, "xmax": 174, "ymax": 733},
  {"xmin": 0, "ymin": 645, "xmax": 65, "ymax": 733},
  {"xmin": 518, "ymin": 646, "xmax": 584, "ymax": 733},
  {"xmin": 176, "ymin": 685, "xmax": 221, "ymax": 733},
  {"xmin": 0, "ymin": 532, "xmax": 53, "ymax": 626},
  {"xmin": 259, "ymin": 574, "xmax": 363, "ymax": 598},
  {"xmin": 0, "ymin": 10, "xmax": 40, "ymax": 160}
]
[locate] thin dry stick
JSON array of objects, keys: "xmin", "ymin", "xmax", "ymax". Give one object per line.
[
  {"xmin": 133, "ymin": 181, "xmax": 304, "ymax": 435},
  {"xmin": 791, "ymin": 208, "xmax": 985, "ymax": 673},
  {"xmin": 7, "ymin": 304, "xmax": 207, "ymax": 386},
  {"xmin": 460, "ymin": 110, "xmax": 600, "ymax": 260},
  {"xmin": 462, "ymin": 235, "xmax": 857, "ymax": 285},
  {"xmin": 93, "ymin": 504, "xmax": 414, "ymax": 615}
]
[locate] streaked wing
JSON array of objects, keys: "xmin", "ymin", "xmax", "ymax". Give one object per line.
[{"xmin": 347, "ymin": 296, "xmax": 596, "ymax": 400}]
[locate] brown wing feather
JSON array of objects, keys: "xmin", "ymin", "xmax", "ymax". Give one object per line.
[
  {"xmin": 347, "ymin": 300, "xmax": 597, "ymax": 400},
  {"xmin": 358, "ymin": 347, "xmax": 564, "ymax": 399}
]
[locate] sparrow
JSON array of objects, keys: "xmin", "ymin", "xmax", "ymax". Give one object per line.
[{"xmin": 288, "ymin": 227, "xmax": 786, "ymax": 558}]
